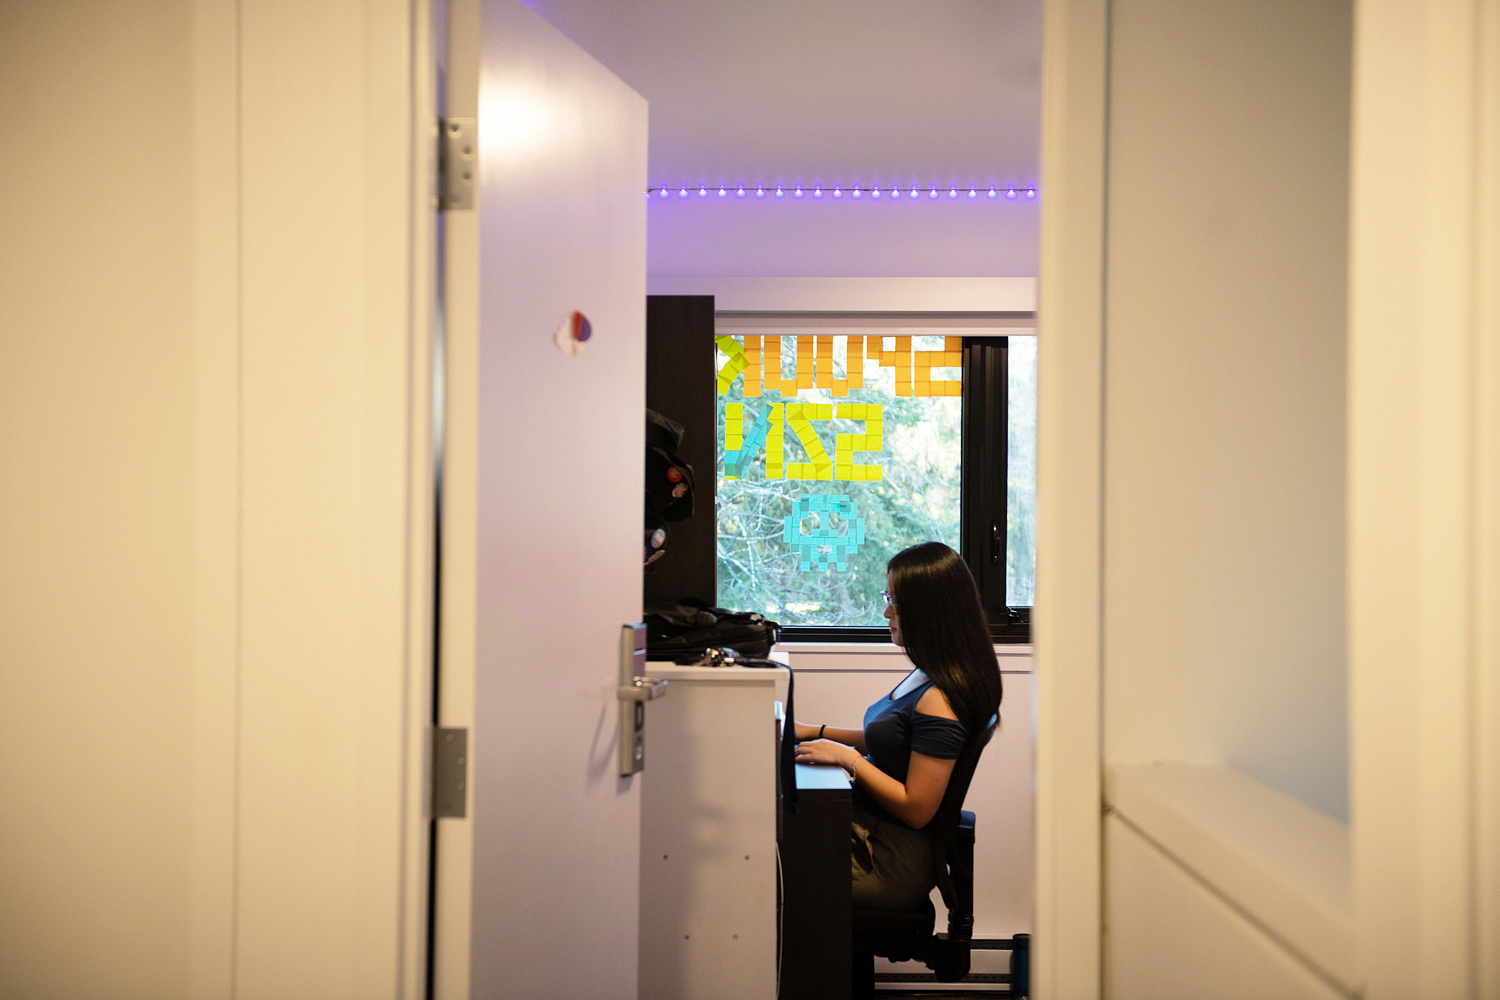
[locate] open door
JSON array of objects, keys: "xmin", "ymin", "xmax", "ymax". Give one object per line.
[{"xmin": 432, "ymin": 1, "xmax": 649, "ymax": 996}]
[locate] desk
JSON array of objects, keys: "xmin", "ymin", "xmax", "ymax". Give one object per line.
[
  {"xmin": 637, "ymin": 664, "xmax": 855, "ymax": 1000},
  {"xmin": 638, "ymin": 664, "xmax": 787, "ymax": 999},
  {"xmin": 778, "ymin": 763, "xmax": 853, "ymax": 1000}
]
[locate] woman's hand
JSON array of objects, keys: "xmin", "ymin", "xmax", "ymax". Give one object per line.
[
  {"xmin": 792, "ymin": 721, "xmax": 822, "ymax": 742},
  {"xmin": 793, "ymin": 738, "xmax": 859, "ymax": 772}
]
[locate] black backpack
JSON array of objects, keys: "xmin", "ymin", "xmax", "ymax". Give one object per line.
[
  {"xmin": 644, "ymin": 601, "xmax": 781, "ymax": 663},
  {"xmin": 644, "ymin": 409, "xmax": 695, "ymax": 565}
]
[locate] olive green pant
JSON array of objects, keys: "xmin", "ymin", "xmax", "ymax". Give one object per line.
[{"xmin": 850, "ymin": 803, "xmax": 938, "ymax": 912}]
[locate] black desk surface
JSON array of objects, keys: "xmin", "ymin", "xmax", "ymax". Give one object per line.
[{"xmin": 778, "ymin": 763, "xmax": 852, "ymax": 1000}]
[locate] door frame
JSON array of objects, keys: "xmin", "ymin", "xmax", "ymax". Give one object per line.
[
  {"xmin": 429, "ymin": 0, "xmax": 482, "ymax": 997},
  {"xmin": 1034, "ymin": 1, "xmax": 1109, "ymax": 998}
]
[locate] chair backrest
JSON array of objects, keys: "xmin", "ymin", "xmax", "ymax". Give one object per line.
[{"xmin": 926, "ymin": 720, "xmax": 995, "ymax": 932}]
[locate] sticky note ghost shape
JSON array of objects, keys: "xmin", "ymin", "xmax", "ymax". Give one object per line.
[{"xmin": 783, "ymin": 495, "xmax": 866, "ymax": 572}]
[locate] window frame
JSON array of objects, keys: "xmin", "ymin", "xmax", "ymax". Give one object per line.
[
  {"xmin": 771, "ymin": 335, "xmax": 1030, "ymax": 644},
  {"xmin": 962, "ymin": 336, "xmax": 1032, "ymax": 642},
  {"xmin": 654, "ymin": 308, "xmax": 1034, "ymax": 643}
]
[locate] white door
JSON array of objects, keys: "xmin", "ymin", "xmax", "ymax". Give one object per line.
[{"xmin": 433, "ymin": 1, "xmax": 649, "ymax": 997}]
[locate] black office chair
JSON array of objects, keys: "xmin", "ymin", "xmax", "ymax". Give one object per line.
[{"xmin": 851, "ymin": 724, "xmax": 1030, "ymax": 998}]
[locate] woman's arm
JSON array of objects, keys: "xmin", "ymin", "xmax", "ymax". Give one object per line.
[
  {"xmin": 793, "ymin": 721, "xmax": 866, "ymax": 754},
  {"xmin": 793, "ymin": 687, "xmax": 960, "ymax": 829}
]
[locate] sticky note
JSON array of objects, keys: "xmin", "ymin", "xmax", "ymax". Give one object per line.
[
  {"xmin": 796, "ymin": 337, "xmax": 815, "ymax": 391},
  {"xmin": 914, "ymin": 335, "xmax": 962, "ymax": 397},
  {"xmin": 815, "ymin": 336, "xmax": 836, "ymax": 391},
  {"xmin": 766, "ymin": 403, "xmax": 785, "ymax": 479},
  {"xmin": 784, "ymin": 494, "xmax": 867, "ymax": 572},
  {"xmin": 743, "ymin": 335, "xmax": 763, "ymax": 397},
  {"xmin": 831, "ymin": 338, "xmax": 865, "ymax": 397},
  {"xmin": 785, "ymin": 401, "xmax": 833, "ymax": 480},
  {"xmin": 716, "ymin": 335, "xmax": 746, "ymax": 394},
  {"xmin": 834, "ymin": 402, "xmax": 884, "ymax": 480},
  {"xmin": 762, "ymin": 336, "xmax": 806, "ymax": 395},
  {"xmin": 877, "ymin": 336, "xmax": 914, "ymax": 397},
  {"xmin": 724, "ymin": 403, "xmax": 775, "ymax": 480}
]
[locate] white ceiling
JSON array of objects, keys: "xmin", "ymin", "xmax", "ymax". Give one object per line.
[{"xmin": 521, "ymin": 0, "xmax": 1043, "ymax": 279}]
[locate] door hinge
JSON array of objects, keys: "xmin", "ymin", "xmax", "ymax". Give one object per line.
[
  {"xmin": 431, "ymin": 726, "xmax": 468, "ymax": 818},
  {"xmin": 438, "ymin": 117, "xmax": 476, "ymax": 211}
]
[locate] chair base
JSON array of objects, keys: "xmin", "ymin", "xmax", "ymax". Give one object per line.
[{"xmin": 856, "ymin": 934, "xmax": 1030, "ymax": 999}]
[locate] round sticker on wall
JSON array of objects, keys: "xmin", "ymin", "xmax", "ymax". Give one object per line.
[{"xmin": 553, "ymin": 311, "xmax": 592, "ymax": 356}]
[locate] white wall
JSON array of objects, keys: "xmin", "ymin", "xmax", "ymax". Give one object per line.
[
  {"xmin": 0, "ymin": 2, "xmax": 433, "ymax": 996},
  {"xmin": 647, "ymin": 276, "xmax": 1036, "ymax": 313},
  {"xmin": 0, "ymin": 5, "xmax": 197, "ymax": 994},
  {"xmin": 521, "ymin": 0, "xmax": 1043, "ymax": 280},
  {"xmin": 1100, "ymin": 0, "xmax": 1352, "ymax": 822}
]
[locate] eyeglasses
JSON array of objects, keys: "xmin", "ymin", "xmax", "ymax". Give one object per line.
[{"xmin": 880, "ymin": 590, "xmax": 896, "ymax": 609}]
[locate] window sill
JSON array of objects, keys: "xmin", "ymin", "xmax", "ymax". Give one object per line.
[
  {"xmin": 774, "ymin": 640, "xmax": 907, "ymax": 655},
  {"xmin": 776, "ymin": 621, "xmax": 1032, "ymax": 645},
  {"xmin": 773, "ymin": 641, "xmax": 1035, "ymax": 666}
]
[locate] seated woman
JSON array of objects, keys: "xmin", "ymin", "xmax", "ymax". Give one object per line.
[{"xmin": 793, "ymin": 541, "xmax": 1002, "ymax": 912}]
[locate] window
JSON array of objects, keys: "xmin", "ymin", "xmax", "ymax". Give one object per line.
[{"xmin": 712, "ymin": 324, "xmax": 1034, "ymax": 641}]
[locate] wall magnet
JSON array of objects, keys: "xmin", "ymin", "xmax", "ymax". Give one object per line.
[{"xmin": 553, "ymin": 310, "xmax": 592, "ymax": 356}]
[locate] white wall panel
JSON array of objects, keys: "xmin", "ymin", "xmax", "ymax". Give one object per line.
[
  {"xmin": 190, "ymin": 1, "xmax": 242, "ymax": 994},
  {"xmin": 1347, "ymin": 1, "xmax": 1500, "ymax": 995},
  {"xmin": 1480, "ymin": 2, "xmax": 1500, "ymax": 987},
  {"xmin": 234, "ymin": 3, "xmax": 428, "ymax": 997},
  {"xmin": 0, "ymin": 5, "xmax": 198, "ymax": 995},
  {"xmin": 0, "ymin": 2, "xmax": 432, "ymax": 997},
  {"xmin": 1105, "ymin": 816, "xmax": 1348, "ymax": 1000}
]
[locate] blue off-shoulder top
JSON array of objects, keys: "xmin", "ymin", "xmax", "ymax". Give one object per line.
[{"xmin": 856, "ymin": 675, "xmax": 971, "ymax": 828}]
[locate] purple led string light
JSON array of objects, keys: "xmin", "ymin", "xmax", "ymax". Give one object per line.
[{"xmin": 649, "ymin": 182, "xmax": 1038, "ymax": 201}]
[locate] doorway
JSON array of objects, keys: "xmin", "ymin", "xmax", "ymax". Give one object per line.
[{"xmin": 425, "ymin": 2, "xmax": 1043, "ymax": 997}]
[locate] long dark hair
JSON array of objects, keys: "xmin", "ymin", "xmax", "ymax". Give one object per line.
[{"xmin": 886, "ymin": 541, "xmax": 1002, "ymax": 737}]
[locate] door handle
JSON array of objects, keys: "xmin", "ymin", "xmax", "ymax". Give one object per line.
[
  {"xmin": 619, "ymin": 623, "xmax": 666, "ymax": 776},
  {"xmin": 618, "ymin": 677, "xmax": 668, "ymax": 701}
]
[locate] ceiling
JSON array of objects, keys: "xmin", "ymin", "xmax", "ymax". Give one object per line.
[{"xmin": 521, "ymin": 0, "xmax": 1043, "ymax": 279}]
